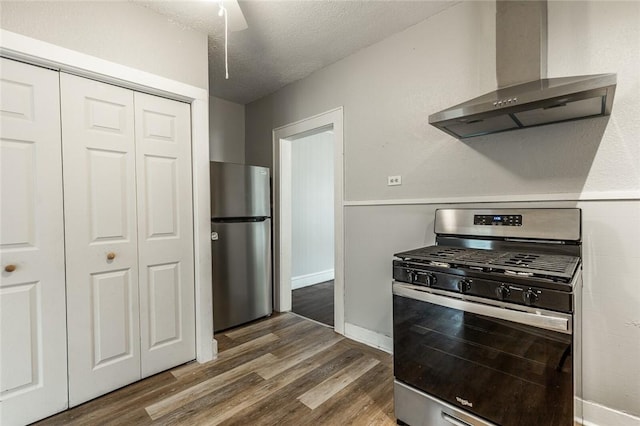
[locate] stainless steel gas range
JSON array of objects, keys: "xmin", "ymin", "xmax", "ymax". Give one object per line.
[{"xmin": 392, "ymin": 208, "xmax": 583, "ymax": 426}]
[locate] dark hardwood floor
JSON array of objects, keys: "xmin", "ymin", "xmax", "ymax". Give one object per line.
[
  {"xmin": 36, "ymin": 313, "xmax": 394, "ymax": 425},
  {"xmin": 292, "ymin": 280, "xmax": 334, "ymax": 327}
]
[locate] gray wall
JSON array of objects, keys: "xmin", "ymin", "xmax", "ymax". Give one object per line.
[
  {"xmin": 0, "ymin": 1, "xmax": 208, "ymax": 90},
  {"xmin": 209, "ymin": 96, "xmax": 245, "ymax": 163},
  {"xmin": 291, "ymin": 130, "xmax": 334, "ymax": 287},
  {"xmin": 246, "ymin": 1, "xmax": 497, "ymax": 194},
  {"xmin": 245, "ymin": 0, "xmax": 640, "ymax": 420},
  {"xmin": 345, "ymin": 200, "xmax": 640, "ymax": 419}
]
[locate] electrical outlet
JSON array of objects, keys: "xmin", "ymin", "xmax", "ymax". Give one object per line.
[{"xmin": 387, "ymin": 175, "xmax": 402, "ymax": 186}]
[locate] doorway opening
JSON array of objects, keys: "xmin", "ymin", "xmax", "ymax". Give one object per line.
[
  {"xmin": 272, "ymin": 108, "xmax": 344, "ymax": 334},
  {"xmin": 289, "ymin": 128, "xmax": 334, "ymax": 327}
]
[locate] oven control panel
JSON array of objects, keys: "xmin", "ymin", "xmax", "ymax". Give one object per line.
[{"xmin": 474, "ymin": 214, "xmax": 522, "ymax": 226}]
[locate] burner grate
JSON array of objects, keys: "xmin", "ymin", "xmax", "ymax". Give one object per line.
[
  {"xmin": 426, "ymin": 248, "xmax": 466, "ymax": 258},
  {"xmin": 395, "ymin": 246, "xmax": 579, "ymax": 280},
  {"xmin": 493, "ymin": 253, "xmax": 573, "ymax": 274}
]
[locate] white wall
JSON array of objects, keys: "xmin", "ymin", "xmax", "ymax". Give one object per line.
[
  {"xmin": 291, "ymin": 130, "xmax": 334, "ymax": 289},
  {"xmin": 209, "ymin": 96, "xmax": 245, "ymax": 163},
  {"xmin": 245, "ymin": 0, "xmax": 640, "ymax": 423},
  {"xmin": 0, "ymin": 1, "xmax": 208, "ymax": 90}
]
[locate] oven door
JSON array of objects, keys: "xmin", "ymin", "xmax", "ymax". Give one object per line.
[{"xmin": 393, "ymin": 283, "xmax": 573, "ymax": 426}]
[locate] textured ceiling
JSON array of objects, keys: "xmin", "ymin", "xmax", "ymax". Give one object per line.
[{"xmin": 135, "ymin": 1, "xmax": 459, "ymax": 105}]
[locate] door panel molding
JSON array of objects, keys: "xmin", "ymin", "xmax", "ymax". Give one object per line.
[
  {"xmin": 61, "ymin": 73, "xmax": 142, "ymax": 407},
  {"xmin": 0, "ymin": 281, "xmax": 41, "ymax": 396},
  {"xmin": 91, "ymin": 269, "xmax": 136, "ymax": 367},
  {"xmin": 135, "ymin": 92, "xmax": 195, "ymax": 378},
  {"xmin": 148, "ymin": 262, "xmax": 182, "ymax": 349},
  {"xmin": 0, "ymin": 57, "xmax": 68, "ymax": 426}
]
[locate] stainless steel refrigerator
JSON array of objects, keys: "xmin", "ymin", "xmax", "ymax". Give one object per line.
[{"xmin": 210, "ymin": 161, "xmax": 272, "ymax": 332}]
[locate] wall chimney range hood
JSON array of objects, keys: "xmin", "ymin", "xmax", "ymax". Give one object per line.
[
  {"xmin": 429, "ymin": 74, "xmax": 617, "ymax": 139},
  {"xmin": 429, "ymin": 1, "xmax": 617, "ymax": 139}
]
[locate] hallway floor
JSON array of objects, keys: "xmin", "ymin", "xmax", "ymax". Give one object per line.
[{"xmin": 292, "ymin": 280, "xmax": 334, "ymax": 327}]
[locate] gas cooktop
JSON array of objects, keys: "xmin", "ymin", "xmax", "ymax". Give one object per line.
[{"xmin": 395, "ymin": 245, "xmax": 580, "ymax": 283}]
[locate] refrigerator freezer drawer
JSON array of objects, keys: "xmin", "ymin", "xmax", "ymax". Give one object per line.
[
  {"xmin": 211, "ymin": 218, "xmax": 272, "ymax": 331},
  {"xmin": 210, "ymin": 162, "xmax": 270, "ymax": 218}
]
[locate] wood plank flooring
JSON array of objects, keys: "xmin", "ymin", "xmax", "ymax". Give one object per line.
[
  {"xmin": 292, "ymin": 280, "xmax": 334, "ymax": 327},
  {"xmin": 36, "ymin": 313, "xmax": 394, "ymax": 425}
]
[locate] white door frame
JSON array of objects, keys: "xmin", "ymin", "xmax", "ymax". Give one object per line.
[
  {"xmin": 272, "ymin": 108, "xmax": 345, "ymax": 334},
  {"xmin": 0, "ymin": 30, "xmax": 216, "ymax": 362}
]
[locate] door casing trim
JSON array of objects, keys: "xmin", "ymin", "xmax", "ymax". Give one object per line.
[{"xmin": 272, "ymin": 107, "xmax": 345, "ymax": 334}]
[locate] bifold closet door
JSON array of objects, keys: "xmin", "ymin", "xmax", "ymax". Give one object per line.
[
  {"xmin": 134, "ymin": 92, "xmax": 195, "ymax": 377},
  {"xmin": 60, "ymin": 73, "xmax": 141, "ymax": 406},
  {"xmin": 0, "ymin": 59, "xmax": 68, "ymax": 426}
]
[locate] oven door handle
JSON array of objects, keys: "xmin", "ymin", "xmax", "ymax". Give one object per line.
[
  {"xmin": 393, "ymin": 284, "xmax": 571, "ymax": 333},
  {"xmin": 442, "ymin": 412, "xmax": 473, "ymax": 426}
]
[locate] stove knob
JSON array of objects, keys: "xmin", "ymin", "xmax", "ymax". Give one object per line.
[
  {"xmin": 406, "ymin": 270, "xmax": 415, "ymax": 284},
  {"xmin": 523, "ymin": 289, "xmax": 538, "ymax": 306},
  {"xmin": 496, "ymin": 284, "xmax": 510, "ymax": 300},
  {"xmin": 427, "ymin": 273, "xmax": 437, "ymax": 287},
  {"xmin": 457, "ymin": 279, "xmax": 472, "ymax": 294}
]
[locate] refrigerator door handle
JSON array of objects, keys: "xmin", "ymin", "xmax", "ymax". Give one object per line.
[{"xmin": 211, "ymin": 232, "xmax": 219, "ymax": 241}]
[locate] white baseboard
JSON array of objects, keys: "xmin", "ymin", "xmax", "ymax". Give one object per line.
[
  {"xmin": 344, "ymin": 322, "xmax": 393, "ymax": 354},
  {"xmin": 211, "ymin": 338, "xmax": 218, "ymax": 360},
  {"xmin": 291, "ymin": 269, "xmax": 335, "ymax": 290},
  {"xmin": 581, "ymin": 399, "xmax": 640, "ymax": 426}
]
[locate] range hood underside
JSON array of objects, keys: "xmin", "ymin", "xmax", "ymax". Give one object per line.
[{"xmin": 429, "ymin": 74, "xmax": 616, "ymax": 139}]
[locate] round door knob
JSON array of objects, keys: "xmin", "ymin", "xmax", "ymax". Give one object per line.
[
  {"xmin": 106, "ymin": 252, "xmax": 116, "ymax": 260},
  {"xmin": 4, "ymin": 264, "xmax": 16, "ymax": 273}
]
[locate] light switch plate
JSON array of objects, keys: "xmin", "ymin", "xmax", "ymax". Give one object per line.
[{"xmin": 388, "ymin": 175, "xmax": 402, "ymax": 186}]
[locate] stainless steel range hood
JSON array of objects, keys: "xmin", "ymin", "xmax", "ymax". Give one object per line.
[
  {"xmin": 429, "ymin": 73, "xmax": 617, "ymax": 139},
  {"xmin": 429, "ymin": 1, "xmax": 617, "ymax": 139}
]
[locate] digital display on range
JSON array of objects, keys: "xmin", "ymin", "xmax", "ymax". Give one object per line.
[{"xmin": 474, "ymin": 214, "xmax": 522, "ymax": 226}]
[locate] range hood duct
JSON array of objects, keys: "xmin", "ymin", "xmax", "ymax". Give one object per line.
[{"xmin": 429, "ymin": 1, "xmax": 616, "ymax": 139}]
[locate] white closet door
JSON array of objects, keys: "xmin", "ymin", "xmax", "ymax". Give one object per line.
[
  {"xmin": 60, "ymin": 73, "xmax": 141, "ymax": 406},
  {"xmin": 134, "ymin": 92, "xmax": 195, "ymax": 377},
  {"xmin": 0, "ymin": 59, "xmax": 68, "ymax": 425}
]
